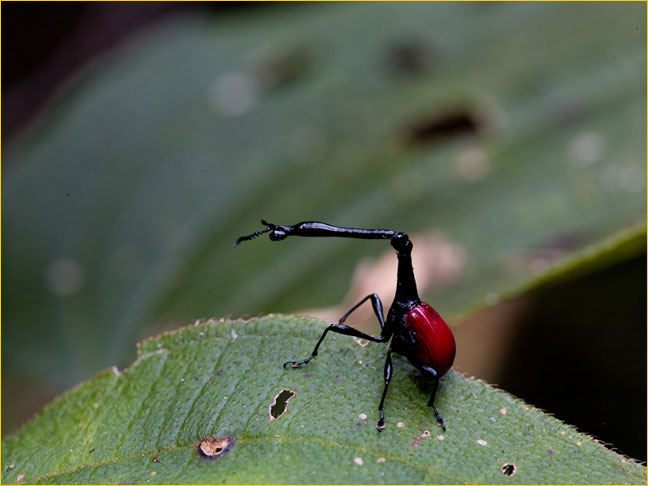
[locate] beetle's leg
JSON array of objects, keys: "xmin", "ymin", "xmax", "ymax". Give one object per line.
[
  {"xmin": 283, "ymin": 323, "xmax": 391, "ymax": 368},
  {"xmin": 338, "ymin": 293, "xmax": 386, "ymax": 331},
  {"xmin": 284, "ymin": 293, "xmax": 388, "ymax": 367},
  {"xmin": 421, "ymin": 365, "xmax": 446, "ymax": 431},
  {"xmin": 376, "ymin": 346, "xmax": 393, "ymax": 431},
  {"xmin": 428, "ymin": 379, "xmax": 446, "ymax": 432}
]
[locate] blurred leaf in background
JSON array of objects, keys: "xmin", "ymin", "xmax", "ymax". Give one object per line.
[{"xmin": 2, "ymin": 1, "xmax": 645, "ymax": 461}]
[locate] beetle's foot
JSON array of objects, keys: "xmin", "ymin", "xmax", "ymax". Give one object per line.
[
  {"xmin": 376, "ymin": 419, "xmax": 385, "ymax": 431},
  {"xmin": 282, "ymin": 356, "xmax": 313, "ymax": 368},
  {"xmin": 433, "ymin": 407, "xmax": 446, "ymax": 432}
]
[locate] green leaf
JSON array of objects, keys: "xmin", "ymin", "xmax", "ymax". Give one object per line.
[
  {"xmin": 3, "ymin": 3, "xmax": 645, "ymax": 389},
  {"xmin": 2, "ymin": 317, "xmax": 644, "ymax": 484}
]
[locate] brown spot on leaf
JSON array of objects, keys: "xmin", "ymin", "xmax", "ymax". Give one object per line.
[
  {"xmin": 413, "ymin": 429, "xmax": 432, "ymax": 447},
  {"xmin": 199, "ymin": 436, "xmax": 234, "ymax": 459}
]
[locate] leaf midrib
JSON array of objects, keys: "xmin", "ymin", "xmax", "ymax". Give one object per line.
[{"xmin": 29, "ymin": 433, "xmax": 456, "ymax": 484}]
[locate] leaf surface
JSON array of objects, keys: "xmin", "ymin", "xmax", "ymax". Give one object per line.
[{"xmin": 2, "ymin": 317, "xmax": 644, "ymax": 484}]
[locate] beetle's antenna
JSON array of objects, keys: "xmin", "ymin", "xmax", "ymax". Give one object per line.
[{"xmin": 234, "ymin": 219, "xmax": 275, "ymax": 247}]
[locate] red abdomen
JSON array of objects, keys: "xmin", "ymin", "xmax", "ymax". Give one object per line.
[{"xmin": 405, "ymin": 302, "xmax": 456, "ymax": 376}]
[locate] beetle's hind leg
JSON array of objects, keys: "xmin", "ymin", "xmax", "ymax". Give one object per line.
[{"xmin": 421, "ymin": 365, "xmax": 446, "ymax": 431}]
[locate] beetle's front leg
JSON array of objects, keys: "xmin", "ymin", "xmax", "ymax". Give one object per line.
[
  {"xmin": 283, "ymin": 323, "xmax": 390, "ymax": 368},
  {"xmin": 284, "ymin": 293, "xmax": 390, "ymax": 368}
]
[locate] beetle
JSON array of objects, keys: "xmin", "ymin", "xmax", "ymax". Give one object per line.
[{"xmin": 235, "ymin": 220, "xmax": 456, "ymax": 431}]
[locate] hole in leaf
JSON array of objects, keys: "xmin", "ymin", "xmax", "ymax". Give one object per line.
[
  {"xmin": 402, "ymin": 109, "xmax": 481, "ymax": 146},
  {"xmin": 199, "ymin": 436, "xmax": 234, "ymax": 459},
  {"xmin": 269, "ymin": 388, "xmax": 295, "ymax": 422},
  {"xmin": 501, "ymin": 462, "xmax": 517, "ymax": 476}
]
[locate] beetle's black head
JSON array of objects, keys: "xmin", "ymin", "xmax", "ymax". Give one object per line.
[
  {"xmin": 268, "ymin": 227, "xmax": 287, "ymax": 241},
  {"xmin": 261, "ymin": 219, "xmax": 290, "ymax": 241},
  {"xmin": 390, "ymin": 232, "xmax": 412, "ymax": 254}
]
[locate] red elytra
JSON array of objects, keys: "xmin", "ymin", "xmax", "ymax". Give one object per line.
[{"xmin": 405, "ymin": 302, "xmax": 456, "ymax": 376}]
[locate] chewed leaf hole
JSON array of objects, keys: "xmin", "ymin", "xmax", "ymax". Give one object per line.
[
  {"xmin": 269, "ymin": 388, "xmax": 295, "ymax": 422},
  {"xmin": 501, "ymin": 462, "xmax": 517, "ymax": 476},
  {"xmin": 403, "ymin": 108, "xmax": 482, "ymax": 146},
  {"xmin": 199, "ymin": 436, "xmax": 234, "ymax": 459}
]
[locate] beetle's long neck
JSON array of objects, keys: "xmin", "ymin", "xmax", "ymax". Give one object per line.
[{"xmin": 394, "ymin": 246, "xmax": 420, "ymax": 304}]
